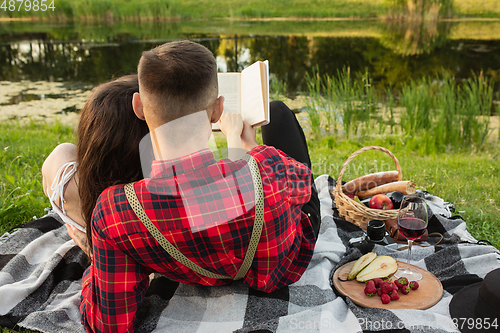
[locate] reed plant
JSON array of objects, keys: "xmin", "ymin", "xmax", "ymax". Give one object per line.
[
  {"xmin": 304, "ymin": 67, "xmax": 379, "ymax": 140},
  {"xmin": 0, "ymin": 0, "xmax": 179, "ymax": 20},
  {"xmin": 269, "ymin": 75, "xmax": 287, "ymax": 102},
  {"xmin": 334, "ymin": 68, "xmax": 357, "ymax": 137},
  {"xmin": 402, "ymin": 72, "xmax": 492, "ymax": 152},
  {"xmin": 380, "ymin": 87, "xmax": 397, "ymax": 135},
  {"xmin": 303, "ymin": 67, "xmax": 496, "ymax": 152},
  {"xmin": 304, "ymin": 70, "xmax": 324, "ymax": 139},
  {"xmin": 2, "ymin": 0, "xmax": 499, "ymax": 20},
  {"xmin": 461, "ymin": 73, "xmax": 492, "ymax": 145},
  {"xmin": 400, "ymin": 78, "xmax": 432, "ymax": 135}
]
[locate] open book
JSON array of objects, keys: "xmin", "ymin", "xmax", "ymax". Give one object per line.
[{"xmin": 213, "ymin": 60, "xmax": 269, "ymax": 131}]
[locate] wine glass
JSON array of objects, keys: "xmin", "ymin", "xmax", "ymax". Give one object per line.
[{"xmin": 394, "ymin": 194, "xmax": 428, "ymax": 281}]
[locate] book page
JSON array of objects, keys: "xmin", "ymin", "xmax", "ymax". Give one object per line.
[
  {"xmin": 261, "ymin": 61, "xmax": 269, "ymax": 126},
  {"xmin": 240, "ymin": 61, "xmax": 269, "ymax": 126},
  {"xmin": 213, "ymin": 73, "xmax": 241, "ymax": 130},
  {"xmin": 218, "ymin": 73, "xmax": 241, "ymax": 114}
]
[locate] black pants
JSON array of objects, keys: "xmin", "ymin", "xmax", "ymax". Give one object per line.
[{"xmin": 261, "ymin": 101, "xmax": 321, "ymax": 239}]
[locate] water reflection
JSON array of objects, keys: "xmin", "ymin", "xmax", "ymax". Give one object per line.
[
  {"xmin": 1, "ymin": 20, "xmax": 499, "ymax": 96},
  {"xmin": 0, "ymin": 39, "xmax": 145, "ymax": 83},
  {"xmin": 381, "ymin": 19, "xmax": 450, "ymax": 56}
]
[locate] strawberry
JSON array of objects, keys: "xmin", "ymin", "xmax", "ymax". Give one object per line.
[
  {"xmin": 373, "ymin": 278, "xmax": 384, "ymax": 288},
  {"xmin": 394, "ymin": 277, "xmax": 409, "ymax": 288},
  {"xmin": 390, "ymin": 290, "xmax": 400, "ymax": 301},
  {"xmin": 390, "ymin": 282, "xmax": 398, "ymax": 292},
  {"xmin": 377, "ymin": 288, "xmax": 383, "ymax": 296},
  {"xmin": 380, "ymin": 281, "xmax": 394, "ymax": 295},
  {"xmin": 364, "ymin": 281, "xmax": 377, "ymax": 297},
  {"xmin": 409, "ymin": 281, "xmax": 419, "ymax": 290},
  {"xmin": 381, "ymin": 294, "xmax": 391, "ymax": 304},
  {"xmin": 401, "ymin": 285, "xmax": 411, "ymax": 295}
]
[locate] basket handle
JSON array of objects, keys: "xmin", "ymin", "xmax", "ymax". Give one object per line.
[{"xmin": 335, "ymin": 146, "xmax": 402, "ymax": 194}]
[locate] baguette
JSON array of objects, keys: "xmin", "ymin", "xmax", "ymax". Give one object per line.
[
  {"xmin": 342, "ymin": 170, "xmax": 399, "ymax": 194},
  {"xmin": 356, "ymin": 181, "xmax": 416, "ymax": 199}
]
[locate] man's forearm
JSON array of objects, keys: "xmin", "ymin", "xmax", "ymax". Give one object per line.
[{"xmin": 226, "ymin": 132, "xmax": 246, "ymax": 160}]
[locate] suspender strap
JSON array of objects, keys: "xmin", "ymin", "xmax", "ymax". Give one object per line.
[
  {"xmin": 234, "ymin": 153, "xmax": 264, "ymax": 280},
  {"xmin": 124, "ymin": 153, "xmax": 264, "ymax": 281}
]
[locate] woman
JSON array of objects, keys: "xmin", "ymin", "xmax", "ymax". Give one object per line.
[{"xmin": 42, "ymin": 75, "xmax": 149, "ymax": 256}]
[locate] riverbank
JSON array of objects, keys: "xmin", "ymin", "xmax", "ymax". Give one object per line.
[{"xmin": 0, "ymin": 0, "xmax": 499, "ymax": 21}]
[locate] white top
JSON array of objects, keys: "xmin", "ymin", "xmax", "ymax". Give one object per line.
[{"xmin": 49, "ymin": 161, "xmax": 87, "ymax": 233}]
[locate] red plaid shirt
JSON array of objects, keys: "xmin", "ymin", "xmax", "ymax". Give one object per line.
[{"xmin": 80, "ymin": 145, "xmax": 315, "ymax": 333}]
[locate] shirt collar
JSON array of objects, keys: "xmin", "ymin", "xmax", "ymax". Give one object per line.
[{"xmin": 150, "ymin": 148, "xmax": 216, "ymax": 179}]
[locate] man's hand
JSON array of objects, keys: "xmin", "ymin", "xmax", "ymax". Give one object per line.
[
  {"xmin": 241, "ymin": 122, "xmax": 258, "ymax": 151},
  {"xmin": 219, "ymin": 113, "xmax": 258, "ymax": 150},
  {"xmin": 219, "ymin": 113, "xmax": 244, "ymax": 140},
  {"xmin": 66, "ymin": 224, "xmax": 91, "ymax": 257},
  {"xmin": 219, "ymin": 113, "xmax": 259, "ymax": 160},
  {"xmin": 219, "ymin": 113, "xmax": 245, "ymax": 160}
]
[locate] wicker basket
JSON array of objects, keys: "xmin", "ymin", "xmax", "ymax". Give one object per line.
[{"xmin": 332, "ymin": 146, "xmax": 402, "ymax": 229}]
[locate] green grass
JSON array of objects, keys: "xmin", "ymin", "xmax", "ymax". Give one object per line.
[
  {"xmin": 454, "ymin": 0, "xmax": 500, "ymax": 18},
  {"xmin": 0, "ymin": 0, "xmax": 387, "ymax": 20},
  {"xmin": 1, "ymin": 0, "xmax": 500, "ymax": 20},
  {"xmin": 0, "ymin": 121, "xmax": 75, "ymax": 232}
]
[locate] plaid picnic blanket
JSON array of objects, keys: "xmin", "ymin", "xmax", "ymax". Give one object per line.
[{"xmin": 0, "ymin": 174, "xmax": 499, "ymax": 333}]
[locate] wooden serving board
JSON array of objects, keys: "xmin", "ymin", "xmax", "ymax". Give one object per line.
[{"xmin": 332, "ymin": 261, "xmax": 443, "ymax": 309}]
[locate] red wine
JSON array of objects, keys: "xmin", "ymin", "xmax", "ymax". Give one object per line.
[{"xmin": 398, "ymin": 217, "xmax": 427, "ymax": 240}]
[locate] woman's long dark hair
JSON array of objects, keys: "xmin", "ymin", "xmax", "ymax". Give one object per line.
[{"xmin": 77, "ymin": 75, "xmax": 149, "ymax": 254}]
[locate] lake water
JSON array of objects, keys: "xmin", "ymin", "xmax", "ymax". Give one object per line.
[{"xmin": 1, "ymin": 19, "xmax": 499, "ymax": 112}]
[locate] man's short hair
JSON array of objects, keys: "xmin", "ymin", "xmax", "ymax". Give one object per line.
[{"xmin": 138, "ymin": 40, "xmax": 218, "ymax": 123}]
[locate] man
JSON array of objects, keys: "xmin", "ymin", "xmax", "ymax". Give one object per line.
[{"xmin": 69, "ymin": 40, "xmax": 320, "ymax": 332}]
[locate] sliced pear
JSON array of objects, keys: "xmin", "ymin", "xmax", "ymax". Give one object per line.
[
  {"xmin": 347, "ymin": 252, "xmax": 377, "ymax": 280},
  {"xmin": 355, "ymin": 256, "xmax": 398, "ymax": 282}
]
